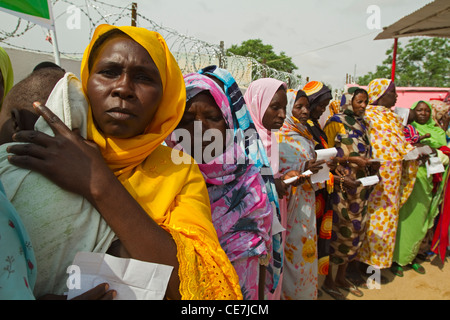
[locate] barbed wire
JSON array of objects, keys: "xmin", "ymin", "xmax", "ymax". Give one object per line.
[{"xmin": 0, "ymin": 0, "xmax": 301, "ymax": 88}]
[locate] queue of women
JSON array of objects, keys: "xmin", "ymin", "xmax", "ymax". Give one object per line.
[{"xmin": 0, "ymin": 24, "xmax": 449, "ymax": 300}]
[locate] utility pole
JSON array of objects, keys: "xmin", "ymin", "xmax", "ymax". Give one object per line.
[
  {"xmin": 219, "ymin": 41, "xmax": 225, "ymax": 68},
  {"xmin": 131, "ymin": 2, "xmax": 137, "ymax": 26}
]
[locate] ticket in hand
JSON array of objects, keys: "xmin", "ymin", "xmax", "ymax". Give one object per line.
[{"xmin": 283, "ymin": 170, "xmax": 313, "ymax": 184}]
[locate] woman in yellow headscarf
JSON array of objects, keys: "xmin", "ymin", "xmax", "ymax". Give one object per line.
[
  {"xmin": 0, "ymin": 46, "xmax": 14, "ymax": 108},
  {"xmin": 357, "ymin": 79, "xmax": 418, "ymax": 270},
  {"xmin": 7, "ymin": 24, "xmax": 242, "ymax": 300}
]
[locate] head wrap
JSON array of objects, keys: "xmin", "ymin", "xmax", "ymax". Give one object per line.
[
  {"xmin": 199, "ymin": 67, "xmax": 284, "ymax": 292},
  {"xmin": 302, "ymin": 81, "xmax": 332, "ymax": 111},
  {"xmin": 339, "ymin": 90, "xmax": 368, "ymax": 120},
  {"xmin": 283, "ymin": 89, "xmax": 313, "ymax": 140},
  {"xmin": 367, "ymin": 78, "xmax": 394, "ymax": 105},
  {"xmin": 167, "ymin": 73, "xmax": 272, "ymax": 272},
  {"xmin": 198, "ymin": 66, "xmax": 244, "ymax": 130},
  {"xmin": 243, "ymin": 78, "xmax": 287, "ymax": 176},
  {"xmin": 429, "ymin": 100, "xmax": 450, "ymax": 125},
  {"xmin": 166, "ymin": 72, "xmax": 234, "ymax": 159},
  {"xmin": 326, "ymin": 92, "xmax": 371, "ymax": 157},
  {"xmin": 339, "ymin": 92, "xmax": 353, "ymax": 113},
  {"xmin": 284, "ymin": 89, "xmax": 309, "ymax": 127},
  {"xmin": 295, "ymin": 89, "xmax": 308, "ymax": 103},
  {"xmin": 411, "ymin": 100, "xmax": 447, "ymax": 149},
  {"xmin": 300, "ymin": 82, "xmax": 329, "ymax": 149},
  {"xmin": 81, "ymin": 24, "xmax": 185, "ymax": 176},
  {"xmin": 199, "ymin": 66, "xmax": 269, "ymax": 168},
  {"xmin": 0, "ymin": 46, "xmax": 14, "ymax": 107},
  {"xmin": 244, "ymin": 77, "xmax": 288, "ymax": 293}
]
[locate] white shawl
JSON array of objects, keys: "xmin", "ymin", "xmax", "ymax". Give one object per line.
[{"xmin": 0, "ymin": 73, "xmax": 115, "ymax": 297}]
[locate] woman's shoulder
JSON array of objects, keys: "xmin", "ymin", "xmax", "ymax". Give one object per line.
[
  {"xmin": 152, "ymin": 144, "xmax": 196, "ymax": 164},
  {"xmin": 142, "ymin": 144, "xmax": 201, "ymax": 177},
  {"xmin": 138, "ymin": 144, "xmax": 209, "ymax": 202}
]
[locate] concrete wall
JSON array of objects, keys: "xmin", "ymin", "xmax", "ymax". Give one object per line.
[
  {"xmin": 347, "ymin": 84, "xmax": 450, "ymax": 109},
  {"xmin": 3, "ymin": 47, "xmax": 82, "ymax": 84}
]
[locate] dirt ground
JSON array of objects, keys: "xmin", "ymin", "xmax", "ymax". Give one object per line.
[{"xmin": 318, "ymin": 254, "xmax": 450, "ymax": 300}]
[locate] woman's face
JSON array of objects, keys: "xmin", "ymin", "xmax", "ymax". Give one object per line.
[
  {"xmin": 378, "ymin": 86, "xmax": 398, "ymax": 108},
  {"xmin": 292, "ymin": 96, "xmax": 310, "ymax": 125},
  {"xmin": 262, "ymin": 88, "xmax": 287, "ymax": 131},
  {"xmin": 87, "ymin": 35, "xmax": 163, "ymax": 138},
  {"xmin": 414, "ymin": 102, "xmax": 431, "ymax": 125},
  {"xmin": 310, "ymin": 98, "xmax": 330, "ymax": 121},
  {"xmin": 352, "ymin": 93, "xmax": 368, "ymax": 117},
  {"xmin": 176, "ymin": 92, "xmax": 227, "ymax": 160}
]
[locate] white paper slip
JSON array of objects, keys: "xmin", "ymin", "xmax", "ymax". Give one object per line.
[
  {"xmin": 394, "ymin": 107, "xmax": 410, "ymax": 127},
  {"xmin": 282, "ymin": 170, "xmax": 314, "ymax": 185},
  {"xmin": 66, "ymin": 252, "xmax": 173, "ymax": 300},
  {"xmin": 417, "ymin": 145, "xmax": 433, "ymax": 155},
  {"xmin": 403, "ymin": 148, "xmax": 419, "ymax": 160},
  {"xmin": 315, "ymin": 147, "xmax": 337, "ymax": 161},
  {"xmin": 358, "ymin": 175, "xmax": 380, "ymax": 186},
  {"xmin": 369, "ymin": 158, "xmax": 383, "ymax": 162},
  {"xmin": 302, "ymin": 170, "xmax": 313, "ymax": 176},
  {"xmin": 404, "ymin": 145, "xmax": 434, "ymax": 160},
  {"xmin": 426, "ymin": 156, "xmax": 445, "ymax": 177},
  {"xmin": 311, "ymin": 148, "xmax": 337, "ymax": 184},
  {"xmin": 283, "ymin": 176, "xmax": 299, "ymax": 184}
]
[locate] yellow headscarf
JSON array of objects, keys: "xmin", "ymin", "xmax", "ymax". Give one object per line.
[
  {"xmin": 81, "ymin": 24, "xmax": 186, "ymax": 176},
  {"xmin": 0, "ymin": 46, "xmax": 14, "ymax": 107},
  {"xmin": 80, "ymin": 25, "xmax": 242, "ymax": 300},
  {"xmin": 367, "ymin": 78, "xmax": 392, "ymax": 105}
]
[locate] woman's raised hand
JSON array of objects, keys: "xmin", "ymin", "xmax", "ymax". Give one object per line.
[{"xmin": 6, "ymin": 102, "xmax": 115, "ymax": 203}]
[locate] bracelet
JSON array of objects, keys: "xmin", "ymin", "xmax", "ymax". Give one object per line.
[{"xmin": 340, "ymin": 176, "xmax": 345, "ymax": 191}]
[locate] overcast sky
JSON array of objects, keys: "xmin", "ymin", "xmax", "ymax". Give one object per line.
[{"xmin": 0, "ymin": 0, "xmax": 432, "ymax": 90}]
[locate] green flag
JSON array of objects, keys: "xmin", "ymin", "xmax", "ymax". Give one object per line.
[{"xmin": 0, "ymin": 0, "xmax": 54, "ymax": 29}]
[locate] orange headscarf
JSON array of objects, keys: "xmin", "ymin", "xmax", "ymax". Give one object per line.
[{"xmin": 81, "ymin": 24, "xmax": 186, "ymax": 176}]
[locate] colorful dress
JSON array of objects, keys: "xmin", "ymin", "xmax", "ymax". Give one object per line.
[
  {"xmin": 302, "ymin": 81, "xmax": 333, "ymax": 151},
  {"xmin": 276, "ymin": 90, "xmax": 325, "ymax": 300},
  {"xmin": 358, "ymin": 79, "xmax": 418, "ymax": 268},
  {"xmin": 0, "ymin": 181, "xmax": 36, "ymax": 300},
  {"xmin": 323, "ymin": 93, "xmax": 375, "ymax": 265},
  {"xmin": 167, "ymin": 73, "xmax": 273, "ymax": 300},
  {"xmin": 199, "ymin": 66, "xmax": 284, "ymax": 295},
  {"xmin": 394, "ymin": 101, "xmax": 449, "ymax": 266},
  {"xmin": 403, "ymin": 124, "xmax": 420, "ymax": 144},
  {"xmin": 244, "ymin": 78, "xmax": 288, "ymax": 298},
  {"xmin": 302, "ymin": 83, "xmax": 334, "ymax": 277}
]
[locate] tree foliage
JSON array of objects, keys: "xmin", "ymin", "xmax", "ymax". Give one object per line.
[
  {"xmin": 226, "ymin": 39, "xmax": 298, "ymax": 73},
  {"xmin": 358, "ymin": 37, "xmax": 450, "ymax": 87}
]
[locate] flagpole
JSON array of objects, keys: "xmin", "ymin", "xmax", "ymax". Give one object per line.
[
  {"xmin": 50, "ymin": 29, "xmax": 61, "ymax": 65},
  {"xmin": 48, "ymin": 0, "xmax": 61, "ymax": 66}
]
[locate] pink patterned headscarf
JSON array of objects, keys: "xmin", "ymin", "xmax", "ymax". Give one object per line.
[
  {"xmin": 167, "ymin": 73, "xmax": 272, "ymax": 265},
  {"xmin": 244, "ymin": 78, "xmax": 287, "ymax": 176}
]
